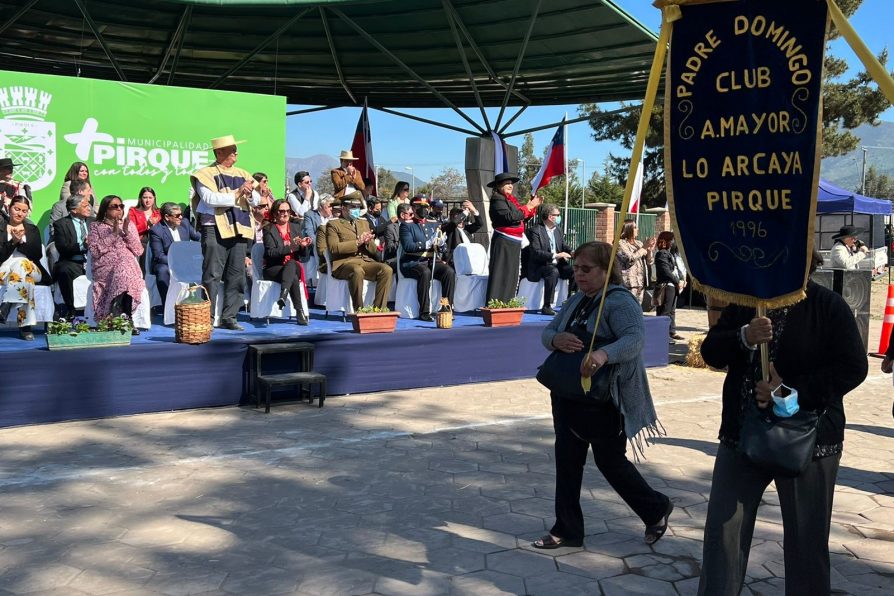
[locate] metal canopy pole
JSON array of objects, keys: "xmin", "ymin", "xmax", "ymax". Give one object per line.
[
  {"xmin": 209, "ymin": 8, "xmax": 311, "ymax": 88},
  {"xmin": 498, "ymin": 105, "xmax": 528, "ymax": 135},
  {"xmin": 320, "ymin": 7, "xmax": 356, "ymax": 105},
  {"xmin": 329, "ymin": 7, "xmax": 485, "ymax": 134},
  {"xmin": 502, "ymin": 107, "xmax": 632, "ymax": 138},
  {"xmin": 72, "ymin": 0, "xmax": 128, "ymax": 81},
  {"xmin": 0, "ymin": 0, "xmax": 38, "ymax": 37},
  {"xmin": 370, "ymin": 106, "xmax": 479, "ymax": 136},
  {"xmin": 442, "ymin": 0, "xmax": 491, "ymax": 132},
  {"xmin": 286, "ymin": 105, "xmax": 339, "ymax": 117},
  {"xmin": 494, "ymin": 0, "xmax": 541, "ymax": 131},
  {"xmin": 167, "ymin": 7, "xmax": 191, "ymax": 86},
  {"xmin": 441, "ymin": 0, "xmax": 530, "ymax": 105},
  {"xmin": 149, "ymin": 5, "xmax": 192, "ymax": 84}
]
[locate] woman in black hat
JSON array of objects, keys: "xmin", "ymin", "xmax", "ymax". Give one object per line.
[
  {"xmin": 829, "ymin": 224, "xmax": 869, "ymax": 269},
  {"xmin": 485, "ymin": 172, "xmax": 541, "ymax": 303}
]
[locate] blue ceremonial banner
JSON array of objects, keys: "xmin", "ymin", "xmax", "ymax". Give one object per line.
[{"xmin": 665, "ymin": 0, "xmax": 828, "ymax": 307}]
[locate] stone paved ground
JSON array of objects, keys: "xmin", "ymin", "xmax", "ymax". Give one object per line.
[{"xmin": 0, "ymin": 309, "xmax": 892, "ymax": 595}]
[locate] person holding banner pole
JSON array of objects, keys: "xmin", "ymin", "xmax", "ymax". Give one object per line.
[{"xmin": 697, "ymin": 251, "xmax": 867, "ymax": 596}]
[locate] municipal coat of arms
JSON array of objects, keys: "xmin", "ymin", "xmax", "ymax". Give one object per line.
[{"xmin": 0, "ymin": 86, "xmax": 55, "ymax": 192}]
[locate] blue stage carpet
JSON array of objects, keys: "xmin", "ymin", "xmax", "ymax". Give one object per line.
[{"xmin": 0, "ymin": 308, "xmax": 669, "ymax": 428}]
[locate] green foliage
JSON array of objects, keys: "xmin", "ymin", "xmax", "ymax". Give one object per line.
[
  {"xmin": 47, "ymin": 316, "xmax": 125, "ymax": 336},
  {"xmin": 427, "ymin": 167, "xmax": 467, "ymax": 200},
  {"xmin": 860, "ymin": 166, "xmax": 894, "ymax": 199},
  {"xmin": 96, "ymin": 314, "xmax": 133, "ymax": 333},
  {"xmin": 355, "ymin": 305, "xmax": 393, "ymax": 314},
  {"xmin": 316, "ymin": 168, "xmax": 335, "ymax": 196},
  {"xmin": 486, "ymin": 297, "xmax": 526, "ymax": 309},
  {"xmin": 376, "ymin": 168, "xmax": 398, "ymax": 198},
  {"xmin": 586, "ymin": 164, "xmax": 625, "ymax": 207}
]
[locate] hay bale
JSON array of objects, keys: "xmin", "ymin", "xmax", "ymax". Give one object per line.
[{"xmin": 684, "ymin": 333, "xmax": 708, "ymax": 368}]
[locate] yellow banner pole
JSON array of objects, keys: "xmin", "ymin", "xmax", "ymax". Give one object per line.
[
  {"xmin": 581, "ymin": 7, "xmax": 674, "ymax": 393},
  {"xmin": 827, "ymin": 0, "xmax": 894, "ymax": 105}
]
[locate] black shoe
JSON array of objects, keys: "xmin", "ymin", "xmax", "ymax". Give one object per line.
[
  {"xmin": 296, "ymin": 311, "xmax": 309, "ymax": 326},
  {"xmin": 419, "ymin": 313, "xmax": 434, "ymax": 322},
  {"xmin": 220, "ymin": 319, "xmax": 244, "ymax": 331},
  {"xmin": 131, "ymin": 328, "xmax": 141, "ymax": 336},
  {"xmin": 541, "ymin": 306, "xmax": 557, "ymax": 316},
  {"xmin": 19, "ymin": 326, "xmax": 34, "ymax": 341},
  {"xmin": 277, "ymin": 297, "xmax": 287, "ymax": 310}
]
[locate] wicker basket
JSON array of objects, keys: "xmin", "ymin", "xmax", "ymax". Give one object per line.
[
  {"xmin": 175, "ymin": 284, "xmax": 213, "ymax": 344},
  {"xmin": 436, "ymin": 298, "xmax": 453, "ymax": 329}
]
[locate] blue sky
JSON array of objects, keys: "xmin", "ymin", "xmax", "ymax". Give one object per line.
[{"xmin": 286, "ymin": 0, "xmax": 894, "ymax": 184}]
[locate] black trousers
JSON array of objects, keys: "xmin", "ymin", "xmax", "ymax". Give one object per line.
[
  {"xmin": 656, "ymin": 284, "xmax": 678, "ymax": 335},
  {"xmin": 200, "ymin": 226, "xmax": 247, "ymax": 322},
  {"xmin": 154, "ymin": 263, "xmax": 170, "ymax": 307},
  {"xmin": 264, "ymin": 261, "xmax": 303, "ymax": 308},
  {"xmin": 698, "ymin": 443, "xmax": 840, "ymax": 596},
  {"xmin": 530, "ymin": 261, "xmax": 573, "ymax": 308},
  {"xmin": 550, "ymin": 397, "xmax": 669, "ymax": 541},
  {"xmin": 53, "ymin": 259, "xmax": 85, "ymax": 312},
  {"xmin": 403, "ymin": 260, "xmax": 455, "ymax": 314}
]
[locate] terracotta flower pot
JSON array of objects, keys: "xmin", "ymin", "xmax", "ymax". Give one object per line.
[
  {"xmin": 350, "ymin": 311, "xmax": 399, "ymax": 334},
  {"xmin": 480, "ymin": 307, "xmax": 525, "ymax": 328}
]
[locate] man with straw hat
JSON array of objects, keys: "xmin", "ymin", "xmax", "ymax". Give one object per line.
[
  {"xmin": 190, "ymin": 134, "xmax": 262, "ymax": 331},
  {"xmin": 330, "ymin": 150, "xmax": 366, "ymax": 200}
]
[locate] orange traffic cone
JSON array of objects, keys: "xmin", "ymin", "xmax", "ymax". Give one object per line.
[{"xmin": 877, "ymin": 285, "xmax": 894, "ymax": 355}]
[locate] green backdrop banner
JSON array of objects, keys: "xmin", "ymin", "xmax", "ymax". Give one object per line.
[{"xmin": 0, "ymin": 69, "xmax": 285, "ymax": 227}]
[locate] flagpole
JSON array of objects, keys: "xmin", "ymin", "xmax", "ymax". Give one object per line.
[{"xmin": 563, "ymin": 113, "xmax": 569, "ymax": 234}]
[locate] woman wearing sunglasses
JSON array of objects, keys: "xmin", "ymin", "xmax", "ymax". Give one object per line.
[
  {"xmin": 88, "ymin": 195, "xmax": 145, "ymax": 334},
  {"xmin": 262, "ymin": 199, "xmax": 311, "ymax": 325}
]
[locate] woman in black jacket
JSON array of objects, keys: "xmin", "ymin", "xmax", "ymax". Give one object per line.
[
  {"xmin": 697, "ymin": 251, "xmax": 867, "ymax": 595},
  {"xmin": 654, "ymin": 231, "xmax": 683, "ymax": 341},
  {"xmin": 0, "ymin": 196, "xmax": 50, "ymax": 340},
  {"xmin": 263, "ymin": 199, "xmax": 311, "ymax": 325}
]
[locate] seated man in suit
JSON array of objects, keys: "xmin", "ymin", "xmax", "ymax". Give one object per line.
[
  {"xmin": 525, "ymin": 203, "xmax": 573, "ymax": 316},
  {"xmin": 326, "ymin": 196, "xmax": 392, "ymax": 310},
  {"xmin": 148, "ymin": 202, "xmax": 200, "ymax": 308},
  {"xmin": 398, "ymin": 200, "xmax": 455, "ymax": 322},
  {"xmin": 441, "ymin": 199, "xmax": 483, "ymax": 267},
  {"xmin": 52, "ymin": 195, "xmax": 94, "ymax": 319},
  {"xmin": 306, "ymin": 197, "xmax": 336, "ymax": 276}
]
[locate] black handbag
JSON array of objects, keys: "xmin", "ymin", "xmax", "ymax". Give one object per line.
[
  {"xmin": 641, "ymin": 287, "xmax": 655, "ymax": 313},
  {"xmin": 536, "ymin": 330, "xmax": 615, "ymax": 403},
  {"xmin": 737, "ymin": 402, "xmax": 822, "ymax": 477}
]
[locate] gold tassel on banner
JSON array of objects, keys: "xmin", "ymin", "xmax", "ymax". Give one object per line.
[{"xmin": 581, "ymin": 5, "xmax": 672, "ymax": 395}]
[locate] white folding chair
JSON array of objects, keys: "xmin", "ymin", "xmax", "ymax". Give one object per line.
[
  {"xmin": 84, "ymin": 254, "xmax": 152, "ymax": 329},
  {"xmin": 453, "ymin": 243, "xmax": 488, "ymax": 312},
  {"xmin": 394, "ymin": 245, "xmax": 441, "ymax": 319},
  {"xmin": 312, "ymin": 243, "xmax": 327, "ymax": 306},
  {"xmin": 248, "ymin": 242, "xmax": 309, "ymax": 322},
  {"xmin": 163, "ymin": 241, "xmax": 213, "ymax": 325},
  {"xmin": 516, "ymin": 277, "xmax": 569, "ymax": 311},
  {"xmin": 143, "ymin": 242, "xmax": 162, "ymax": 307},
  {"xmin": 47, "ymin": 242, "xmax": 89, "ymax": 311},
  {"xmin": 322, "ymin": 250, "xmax": 376, "ymax": 319}
]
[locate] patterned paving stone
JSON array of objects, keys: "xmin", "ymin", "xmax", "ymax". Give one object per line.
[
  {"xmin": 600, "ymin": 572, "xmax": 678, "ymax": 595},
  {"xmin": 485, "ymin": 550, "xmax": 556, "ymax": 578}
]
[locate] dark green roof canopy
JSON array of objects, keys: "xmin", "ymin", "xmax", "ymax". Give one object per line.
[{"xmin": 0, "ymin": 0, "xmax": 657, "ymax": 112}]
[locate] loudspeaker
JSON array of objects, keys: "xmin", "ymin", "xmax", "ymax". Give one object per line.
[{"xmin": 812, "ymin": 270, "xmax": 871, "ymax": 351}]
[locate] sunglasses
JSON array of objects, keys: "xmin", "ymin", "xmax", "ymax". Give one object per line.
[
  {"xmin": 276, "ymin": 209, "xmax": 292, "ymax": 215},
  {"xmin": 168, "ymin": 213, "xmax": 183, "ymax": 218},
  {"xmin": 109, "ymin": 203, "xmax": 124, "ymax": 210}
]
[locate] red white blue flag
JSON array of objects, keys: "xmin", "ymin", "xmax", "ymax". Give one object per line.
[
  {"xmin": 351, "ymin": 102, "xmax": 377, "ymax": 196},
  {"xmin": 530, "ymin": 120, "xmax": 566, "ymax": 195}
]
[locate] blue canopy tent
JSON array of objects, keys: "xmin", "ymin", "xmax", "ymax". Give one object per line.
[{"xmin": 816, "ymin": 179, "xmax": 892, "ymax": 250}]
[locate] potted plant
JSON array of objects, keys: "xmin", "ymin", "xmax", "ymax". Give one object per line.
[
  {"xmin": 480, "ymin": 297, "xmax": 527, "ymax": 327},
  {"xmin": 45, "ymin": 315, "xmax": 134, "ymax": 350},
  {"xmin": 349, "ymin": 306, "xmax": 399, "ymax": 334}
]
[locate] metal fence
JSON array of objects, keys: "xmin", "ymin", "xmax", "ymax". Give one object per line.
[{"xmin": 548, "ymin": 208, "xmax": 657, "ymax": 248}]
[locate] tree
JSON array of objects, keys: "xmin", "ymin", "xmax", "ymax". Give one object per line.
[
  {"xmin": 376, "ymin": 168, "xmax": 397, "ymax": 198},
  {"xmin": 316, "ymin": 168, "xmax": 334, "ymax": 196},
  {"xmin": 860, "ymin": 166, "xmax": 894, "ymax": 200},
  {"xmin": 586, "ymin": 164, "xmax": 625, "ymax": 207},
  {"xmin": 516, "ymin": 133, "xmax": 540, "ymax": 200},
  {"xmin": 579, "ymin": 0, "xmax": 891, "ymax": 206},
  {"xmin": 427, "ymin": 167, "xmax": 466, "ymax": 200},
  {"xmin": 538, "ymin": 158, "xmax": 583, "ymax": 208}
]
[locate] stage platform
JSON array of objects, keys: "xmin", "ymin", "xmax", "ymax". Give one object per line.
[{"xmin": 0, "ymin": 308, "xmax": 670, "ymax": 428}]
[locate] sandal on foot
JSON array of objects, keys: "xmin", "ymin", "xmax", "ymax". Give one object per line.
[
  {"xmin": 532, "ymin": 534, "xmax": 583, "ymax": 549},
  {"xmin": 644, "ymin": 500, "xmax": 674, "ymax": 545}
]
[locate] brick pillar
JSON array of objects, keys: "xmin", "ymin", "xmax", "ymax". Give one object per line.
[
  {"xmin": 655, "ymin": 210, "xmax": 671, "ymax": 233},
  {"xmin": 594, "ymin": 204, "xmax": 615, "ymax": 243}
]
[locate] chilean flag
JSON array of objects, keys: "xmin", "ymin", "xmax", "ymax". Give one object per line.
[
  {"xmin": 530, "ymin": 120, "xmax": 565, "ymax": 195},
  {"xmin": 351, "ymin": 102, "xmax": 377, "ymax": 196},
  {"xmin": 629, "ymin": 158, "xmax": 644, "ymax": 214}
]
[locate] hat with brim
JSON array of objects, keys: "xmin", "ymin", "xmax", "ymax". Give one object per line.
[
  {"xmin": 0, "ymin": 158, "xmax": 21, "ymax": 169},
  {"xmin": 832, "ymin": 225, "xmax": 864, "ymax": 240},
  {"xmin": 338, "ymin": 196, "xmax": 363, "ymax": 208},
  {"xmin": 210, "ymin": 135, "xmax": 245, "ymax": 151},
  {"xmin": 410, "ymin": 195, "xmax": 430, "ymax": 207},
  {"xmin": 338, "ymin": 150, "xmax": 359, "ymax": 161},
  {"xmin": 487, "ymin": 172, "xmax": 520, "ymax": 188}
]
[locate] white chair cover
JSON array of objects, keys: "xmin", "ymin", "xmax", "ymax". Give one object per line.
[
  {"xmin": 248, "ymin": 242, "xmax": 309, "ymax": 321},
  {"xmin": 394, "ymin": 245, "xmax": 441, "ymax": 319},
  {"xmin": 163, "ymin": 241, "xmax": 207, "ymax": 325},
  {"xmin": 516, "ymin": 278, "xmax": 569, "ymax": 311},
  {"xmin": 453, "ymin": 243, "xmax": 488, "ymax": 275},
  {"xmin": 322, "ymin": 250, "xmax": 376, "ymax": 318}
]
